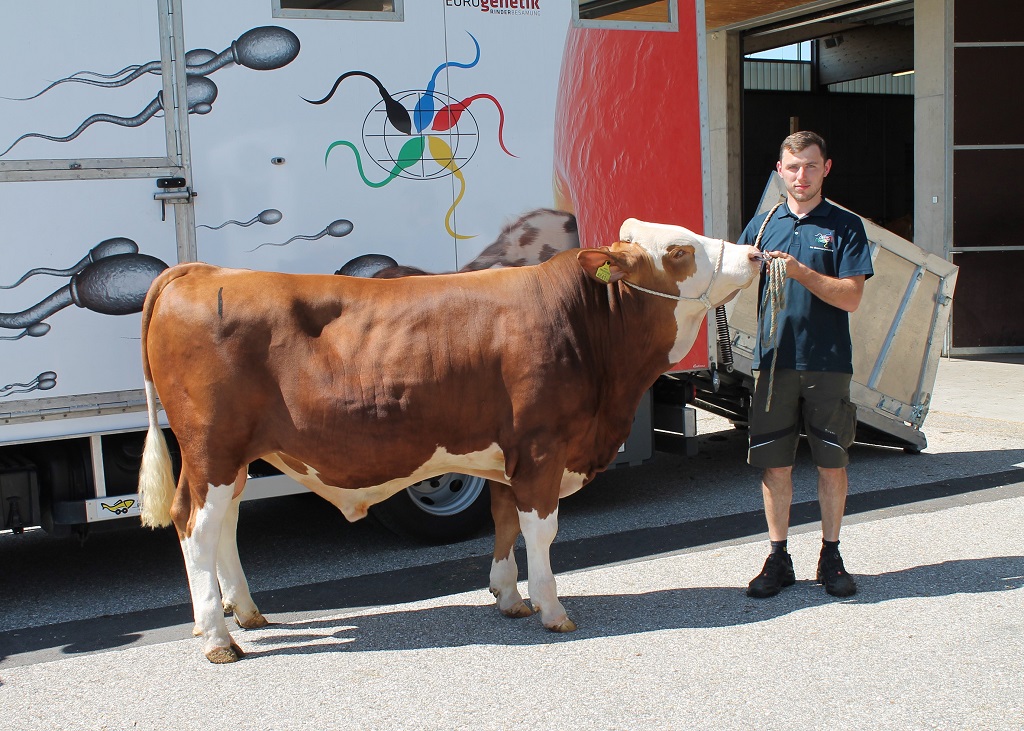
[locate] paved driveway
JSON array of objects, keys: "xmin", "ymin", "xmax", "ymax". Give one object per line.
[{"xmin": 1, "ymin": 356, "xmax": 1022, "ymax": 730}]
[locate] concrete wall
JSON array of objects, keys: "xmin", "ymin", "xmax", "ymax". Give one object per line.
[
  {"xmin": 706, "ymin": 29, "xmax": 742, "ymax": 242},
  {"xmin": 913, "ymin": 0, "xmax": 952, "ymax": 260}
]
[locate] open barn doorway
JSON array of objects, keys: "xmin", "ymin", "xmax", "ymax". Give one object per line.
[{"xmin": 738, "ymin": 1, "xmax": 915, "ymax": 240}]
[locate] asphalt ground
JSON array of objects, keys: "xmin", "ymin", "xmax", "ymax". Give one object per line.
[{"xmin": 0, "ymin": 355, "xmax": 1022, "ymax": 729}]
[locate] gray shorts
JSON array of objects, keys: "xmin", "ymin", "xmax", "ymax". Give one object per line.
[{"xmin": 747, "ymin": 369, "xmax": 857, "ymax": 469}]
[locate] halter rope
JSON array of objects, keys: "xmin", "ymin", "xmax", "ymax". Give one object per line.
[
  {"xmin": 621, "ymin": 239, "xmax": 725, "ymax": 310},
  {"xmin": 756, "ymin": 201, "xmax": 786, "ymax": 411}
]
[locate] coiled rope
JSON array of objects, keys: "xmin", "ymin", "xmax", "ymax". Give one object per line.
[{"xmin": 756, "ymin": 201, "xmax": 786, "ymax": 411}]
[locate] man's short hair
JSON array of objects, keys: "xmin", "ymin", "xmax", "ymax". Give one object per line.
[{"xmin": 779, "ymin": 131, "xmax": 828, "ymax": 162}]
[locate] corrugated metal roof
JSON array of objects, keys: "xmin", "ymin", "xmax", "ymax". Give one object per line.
[
  {"xmin": 743, "ymin": 60, "xmax": 914, "ymax": 95},
  {"xmin": 743, "ymin": 60, "xmax": 812, "ymax": 91}
]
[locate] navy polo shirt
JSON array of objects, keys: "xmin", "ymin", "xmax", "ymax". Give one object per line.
[{"xmin": 738, "ymin": 199, "xmax": 874, "ymax": 374}]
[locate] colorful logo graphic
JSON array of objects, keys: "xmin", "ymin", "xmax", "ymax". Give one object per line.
[
  {"xmin": 305, "ymin": 33, "xmax": 514, "ymax": 239},
  {"xmin": 815, "ymin": 232, "xmax": 834, "ymax": 249}
]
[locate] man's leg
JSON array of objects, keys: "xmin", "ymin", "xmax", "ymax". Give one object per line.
[
  {"xmin": 746, "ymin": 370, "xmax": 801, "ymax": 598},
  {"xmin": 817, "ymin": 464, "xmax": 856, "ymax": 596},
  {"xmin": 817, "ymin": 466, "xmax": 848, "ymax": 542},
  {"xmin": 802, "ymin": 372, "xmax": 858, "ymax": 597},
  {"xmin": 762, "ymin": 466, "xmax": 794, "ymax": 541}
]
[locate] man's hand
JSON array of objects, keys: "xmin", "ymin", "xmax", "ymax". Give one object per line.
[{"xmin": 764, "ymin": 251, "xmax": 866, "ymax": 312}]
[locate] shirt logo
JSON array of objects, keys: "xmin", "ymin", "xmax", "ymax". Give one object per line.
[{"xmin": 813, "ymin": 232, "xmax": 834, "ymax": 250}]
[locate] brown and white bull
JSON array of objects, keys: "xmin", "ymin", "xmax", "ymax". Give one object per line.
[{"xmin": 138, "ymin": 218, "xmax": 760, "ymax": 663}]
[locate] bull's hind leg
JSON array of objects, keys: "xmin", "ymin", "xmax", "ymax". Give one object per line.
[
  {"xmin": 178, "ymin": 480, "xmax": 245, "ymax": 663},
  {"xmin": 488, "ymin": 481, "xmax": 532, "ymax": 618},
  {"xmin": 216, "ymin": 469, "xmax": 269, "ymax": 630}
]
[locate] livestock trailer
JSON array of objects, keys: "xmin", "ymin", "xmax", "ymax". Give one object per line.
[
  {"xmin": 0, "ymin": 0, "xmax": 955, "ymax": 544},
  {"xmin": 0, "ymin": 0, "xmax": 716, "ymax": 542}
]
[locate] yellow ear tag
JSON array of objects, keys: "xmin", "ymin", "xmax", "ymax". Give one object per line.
[{"xmin": 596, "ymin": 261, "xmax": 612, "ymax": 283}]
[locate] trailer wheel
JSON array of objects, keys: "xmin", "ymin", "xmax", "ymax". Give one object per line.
[{"xmin": 369, "ymin": 473, "xmax": 491, "ymax": 544}]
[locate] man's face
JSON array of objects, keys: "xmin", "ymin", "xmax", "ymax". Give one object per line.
[{"xmin": 776, "ymin": 145, "xmax": 832, "ymax": 204}]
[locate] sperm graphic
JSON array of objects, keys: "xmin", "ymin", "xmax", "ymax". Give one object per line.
[
  {"xmin": 432, "ymin": 94, "xmax": 515, "ymax": 157},
  {"xmin": 1, "ymin": 372, "xmax": 57, "ymax": 397},
  {"xmin": 414, "ymin": 33, "xmax": 480, "ymax": 133},
  {"xmin": 0, "ymin": 323, "xmax": 51, "ymax": 341},
  {"xmin": 335, "ymin": 253, "xmax": 399, "ymax": 277},
  {"xmin": 0, "ymin": 252, "xmax": 168, "ymax": 339},
  {"xmin": 303, "ymin": 71, "xmax": 412, "ymax": 135},
  {"xmin": 426, "ymin": 136, "xmax": 473, "ymax": 240},
  {"xmin": 308, "ymin": 33, "xmax": 504, "ymax": 240},
  {"xmin": 325, "ymin": 136, "xmax": 425, "ymax": 187},
  {"xmin": 1, "ymin": 238, "xmax": 139, "ymax": 289},
  {"xmin": 1, "ymin": 27, "xmax": 298, "ymax": 157},
  {"xmin": 198, "ymin": 208, "xmax": 282, "ymax": 231},
  {"xmin": 0, "ymin": 75, "xmax": 218, "ymax": 157},
  {"xmin": 5, "ymin": 27, "xmax": 299, "ymax": 100},
  {"xmin": 248, "ymin": 219, "xmax": 353, "ymax": 252}
]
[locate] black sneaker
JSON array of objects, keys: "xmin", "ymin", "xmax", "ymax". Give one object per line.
[
  {"xmin": 817, "ymin": 549, "xmax": 857, "ymax": 597},
  {"xmin": 746, "ymin": 551, "xmax": 796, "ymax": 598}
]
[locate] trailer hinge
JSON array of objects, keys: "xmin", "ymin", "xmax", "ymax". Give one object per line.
[
  {"xmin": 732, "ymin": 332, "xmax": 756, "ymax": 353},
  {"xmin": 876, "ymin": 395, "xmax": 908, "ymax": 420}
]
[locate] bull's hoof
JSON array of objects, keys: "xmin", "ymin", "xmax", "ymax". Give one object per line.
[
  {"xmin": 500, "ymin": 600, "xmax": 534, "ymax": 619},
  {"xmin": 192, "ymin": 625, "xmax": 202, "ymax": 638},
  {"xmin": 544, "ymin": 617, "xmax": 577, "ymax": 633},
  {"xmin": 205, "ymin": 643, "xmax": 243, "ymax": 664},
  {"xmin": 236, "ymin": 611, "xmax": 270, "ymax": 629}
]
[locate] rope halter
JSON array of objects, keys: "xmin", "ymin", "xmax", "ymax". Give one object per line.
[
  {"xmin": 621, "ymin": 238, "xmax": 725, "ymax": 310},
  {"xmin": 756, "ymin": 201, "xmax": 787, "ymax": 411}
]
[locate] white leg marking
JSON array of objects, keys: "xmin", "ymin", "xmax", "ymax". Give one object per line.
[
  {"xmin": 215, "ymin": 489, "xmax": 266, "ymax": 629},
  {"xmin": 489, "ymin": 548, "xmax": 531, "ymax": 617},
  {"xmin": 519, "ymin": 508, "xmax": 575, "ymax": 632},
  {"xmin": 180, "ymin": 483, "xmax": 238, "ymax": 660}
]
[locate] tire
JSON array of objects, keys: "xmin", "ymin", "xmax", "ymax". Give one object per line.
[{"xmin": 369, "ymin": 473, "xmax": 492, "ymax": 544}]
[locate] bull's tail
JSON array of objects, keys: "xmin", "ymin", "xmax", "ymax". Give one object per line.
[
  {"xmin": 139, "ymin": 381, "xmax": 175, "ymax": 528},
  {"xmin": 138, "ymin": 267, "xmax": 183, "ymax": 529}
]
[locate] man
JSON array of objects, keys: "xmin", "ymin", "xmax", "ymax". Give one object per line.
[{"xmin": 738, "ymin": 131, "xmax": 874, "ymax": 598}]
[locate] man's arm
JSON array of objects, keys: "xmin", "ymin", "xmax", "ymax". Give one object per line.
[{"xmin": 766, "ymin": 251, "xmax": 866, "ymax": 312}]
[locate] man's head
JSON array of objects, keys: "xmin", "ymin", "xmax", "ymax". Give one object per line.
[{"xmin": 777, "ymin": 131, "xmax": 831, "ymax": 208}]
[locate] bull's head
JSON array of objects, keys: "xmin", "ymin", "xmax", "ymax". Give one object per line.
[
  {"xmin": 578, "ymin": 218, "xmax": 760, "ymax": 362},
  {"xmin": 579, "ymin": 219, "xmax": 759, "ymax": 306}
]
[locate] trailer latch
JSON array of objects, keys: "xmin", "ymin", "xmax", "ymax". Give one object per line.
[{"xmin": 154, "ymin": 178, "xmax": 196, "ymax": 221}]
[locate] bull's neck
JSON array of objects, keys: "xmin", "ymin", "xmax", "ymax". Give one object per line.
[{"xmin": 546, "ymin": 255, "xmax": 685, "ymax": 394}]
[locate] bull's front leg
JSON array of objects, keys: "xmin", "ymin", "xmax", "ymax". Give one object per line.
[
  {"xmin": 519, "ymin": 504, "xmax": 575, "ymax": 632},
  {"xmin": 488, "ymin": 481, "xmax": 533, "ymax": 619}
]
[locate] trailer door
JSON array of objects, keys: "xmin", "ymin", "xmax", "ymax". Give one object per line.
[{"xmin": 0, "ymin": 0, "xmax": 193, "ymax": 437}]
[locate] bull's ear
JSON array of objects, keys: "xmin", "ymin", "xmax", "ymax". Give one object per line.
[{"xmin": 578, "ymin": 247, "xmax": 628, "ymax": 284}]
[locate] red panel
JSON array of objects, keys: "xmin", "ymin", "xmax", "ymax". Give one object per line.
[
  {"xmin": 552, "ymin": 2, "xmax": 709, "ymax": 370},
  {"xmin": 552, "ymin": 0, "xmax": 704, "ymax": 248}
]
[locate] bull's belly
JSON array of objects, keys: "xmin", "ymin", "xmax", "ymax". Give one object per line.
[{"xmin": 260, "ymin": 446, "xmax": 587, "ymax": 521}]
